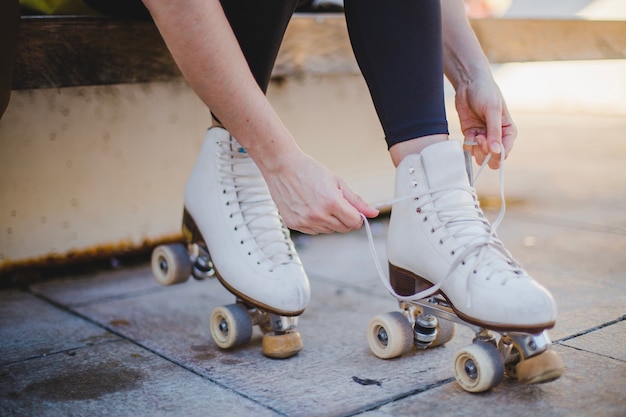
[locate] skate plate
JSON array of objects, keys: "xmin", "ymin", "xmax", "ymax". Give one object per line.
[
  {"xmin": 151, "ymin": 241, "xmax": 303, "ymax": 359},
  {"xmin": 367, "ymin": 297, "xmax": 564, "ymax": 393}
]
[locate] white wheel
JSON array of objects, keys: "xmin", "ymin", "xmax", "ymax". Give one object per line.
[
  {"xmin": 454, "ymin": 342, "xmax": 504, "ymax": 393},
  {"xmin": 151, "ymin": 244, "xmax": 191, "ymax": 286},
  {"xmin": 432, "ymin": 318, "xmax": 455, "ymax": 347},
  {"xmin": 367, "ymin": 312, "xmax": 413, "ymax": 359},
  {"xmin": 210, "ymin": 304, "xmax": 253, "ymax": 349}
]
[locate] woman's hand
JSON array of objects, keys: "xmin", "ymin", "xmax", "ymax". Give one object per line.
[
  {"xmin": 258, "ymin": 149, "xmax": 379, "ymax": 235},
  {"xmin": 455, "ymin": 76, "xmax": 517, "ymax": 170}
]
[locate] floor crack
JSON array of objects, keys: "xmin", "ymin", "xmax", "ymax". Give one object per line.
[{"xmin": 555, "ymin": 314, "xmax": 626, "ymax": 344}]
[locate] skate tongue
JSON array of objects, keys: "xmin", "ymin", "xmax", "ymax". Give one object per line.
[
  {"xmin": 420, "ymin": 140, "xmax": 471, "ymax": 192},
  {"xmin": 420, "ymin": 141, "xmax": 476, "ymax": 221},
  {"xmin": 419, "ymin": 140, "xmax": 493, "ymax": 257},
  {"xmin": 419, "ymin": 141, "xmax": 518, "ymax": 282}
]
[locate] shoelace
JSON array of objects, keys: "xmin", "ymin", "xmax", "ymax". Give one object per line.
[
  {"xmin": 361, "ymin": 142, "xmax": 524, "ymax": 307},
  {"xmin": 217, "ymin": 138, "xmax": 301, "ymax": 271}
]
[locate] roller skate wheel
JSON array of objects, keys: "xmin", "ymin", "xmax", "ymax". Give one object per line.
[
  {"xmin": 151, "ymin": 244, "xmax": 191, "ymax": 286},
  {"xmin": 516, "ymin": 349, "xmax": 564, "ymax": 385},
  {"xmin": 262, "ymin": 331, "xmax": 304, "ymax": 359},
  {"xmin": 367, "ymin": 312, "xmax": 413, "ymax": 359},
  {"xmin": 454, "ymin": 342, "xmax": 504, "ymax": 393},
  {"xmin": 431, "ymin": 318, "xmax": 455, "ymax": 348},
  {"xmin": 210, "ymin": 304, "xmax": 253, "ymax": 349}
]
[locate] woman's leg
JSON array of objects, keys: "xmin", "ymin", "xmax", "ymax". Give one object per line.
[
  {"xmin": 220, "ymin": 0, "xmax": 301, "ymax": 93},
  {"xmin": 344, "ymin": 0, "xmax": 449, "ymax": 157},
  {"xmin": 345, "ymin": 0, "xmax": 558, "ymax": 334}
]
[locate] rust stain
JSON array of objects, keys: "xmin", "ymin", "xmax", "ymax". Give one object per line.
[{"xmin": 0, "ymin": 233, "xmax": 184, "ymax": 282}]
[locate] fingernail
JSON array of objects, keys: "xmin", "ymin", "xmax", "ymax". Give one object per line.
[{"xmin": 490, "ymin": 142, "xmax": 501, "ymax": 153}]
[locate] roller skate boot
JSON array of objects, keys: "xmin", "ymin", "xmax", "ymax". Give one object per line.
[
  {"xmin": 151, "ymin": 127, "xmax": 310, "ymax": 358},
  {"xmin": 367, "ymin": 140, "xmax": 563, "ymax": 392}
]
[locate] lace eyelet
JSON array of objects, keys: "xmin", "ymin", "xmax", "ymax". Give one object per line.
[
  {"xmin": 450, "ymin": 250, "xmax": 455, "ymax": 256},
  {"xmin": 416, "ymin": 208, "xmax": 422, "ymax": 213}
]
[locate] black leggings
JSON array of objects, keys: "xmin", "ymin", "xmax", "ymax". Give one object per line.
[{"xmin": 221, "ymin": 0, "xmax": 449, "ymax": 149}]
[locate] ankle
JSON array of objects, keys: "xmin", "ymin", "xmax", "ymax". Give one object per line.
[{"xmin": 390, "ymin": 134, "xmax": 449, "ymax": 167}]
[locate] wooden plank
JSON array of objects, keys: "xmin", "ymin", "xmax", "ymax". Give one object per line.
[
  {"xmin": 11, "ymin": 16, "xmax": 626, "ymax": 90},
  {"xmin": 277, "ymin": 17, "xmax": 626, "ymax": 75},
  {"xmin": 470, "ymin": 19, "xmax": 626, "ymax": 63},
  {"xmin": 274, "ymin": 14, "xmax": 359, "ymax": 77},
  {"xmin": 13, "ymin": 16, "xmax": 181, "ymax": 90}
]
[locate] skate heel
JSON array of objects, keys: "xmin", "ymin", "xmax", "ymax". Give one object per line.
[
  {"xmin": 389, "ymin": 263, "xmax": 434, "ymax": 297},
  {"xmin": 182, "ymin": 208, "xmax": 204, "ymax": 245}
]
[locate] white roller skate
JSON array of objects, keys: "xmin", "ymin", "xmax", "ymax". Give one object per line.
[
  {"xmin": 151, "ymin": 127, "xmax": 310, "ymax": 358},
  {"xmin": 366, "ymin": 140, "xmax": 564, "ymax": 392}
]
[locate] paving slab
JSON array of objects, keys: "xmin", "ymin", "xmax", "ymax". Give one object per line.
[
  {"xmin": 29, "ymin": 264, "xmax": 165, "ymax": 307},
  {"xmin": 359, "ymin": 345, "xmax": 626, "ymax": 417},
  {"xmin": 490, "ymin": 214, "xmax": 626, "ymax": 341},
  {"xmin": 33, "ymin": 268, "xmax": 477, "ymax": 417},
  {"xmin": 0, "ymin": 290, "xmax": 115, "ymax": 365},
  {"xmin": 16, "ymin": 203, "xmax": 626, "ymax": 417},
  {"xmin": 561, "ymin": 319, "xmax": 626, "ymax": 362},
  {"xmin": 0, "ymin": 339, "xmax": 280, "ymax": 417}
]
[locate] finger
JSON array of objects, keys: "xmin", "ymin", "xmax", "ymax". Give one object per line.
[
  {"xmin": 339, "ymin": 180, "xmax": 379, "ymax": 219},
  {"xmin": 484, "ymin": 105, "xmax": 503, "ymax": 155},
  {"xmin": 501, "ymin": 115, "xmax": 517, "ymax": 159},
  {"xmin": 464, "ymin": 132, "xmax": 488, "ymax": 166}
]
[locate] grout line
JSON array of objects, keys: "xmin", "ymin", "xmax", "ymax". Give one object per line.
[
  {"xmin": 555, "ymin": 314, "xmax": 626, "ymax": 344},
  {"xmin": 0, "ymin": 338, "xmax": 123, "ymax": 367},
  {"xmin": 26, "ymin": 288, "xmax": 292, "ymax": 417},
  {"xmin": 336, "ymin": 378, "xmax": 457, "ymax": 417},
  {"xmin": 558, "ymin": 343, "xmax": 625, "ymax": 363}
]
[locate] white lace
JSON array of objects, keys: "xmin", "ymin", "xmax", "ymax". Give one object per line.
[
  {"xmin": 362, "ymin": 143, "xmax": 524, "ymax": 307},
  {"xmin": 217, "ymin": 137, "xmax": 301, "ymax": 270}
]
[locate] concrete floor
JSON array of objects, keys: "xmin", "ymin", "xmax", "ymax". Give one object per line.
[{"xmin": 1, "ymin": 111, "xmax": 625, "ymax": 416}]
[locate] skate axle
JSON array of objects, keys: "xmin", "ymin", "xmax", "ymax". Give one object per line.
[
  {"xmin": 412, "ymin": 314, "xmax": 438, "ymax": 348},
  {"xmin": 268, "ymin": 314, "xmax": 299, "ymax": 334},
  {"xmin": 188, "ymin": 243, "xmax": 215, "ymax": 280}
]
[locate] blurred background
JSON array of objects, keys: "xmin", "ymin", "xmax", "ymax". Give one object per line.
[{"xmin": 0, "ymin": 0, "xmax": 624, "ymax": 280}]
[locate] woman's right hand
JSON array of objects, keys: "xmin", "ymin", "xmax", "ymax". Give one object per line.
[{"xmin": 259, "ymin": 149, "xmax": 379, "ymax": 235}]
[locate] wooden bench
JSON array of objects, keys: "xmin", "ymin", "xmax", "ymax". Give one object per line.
[{"xmin": 13, "ymin": 14, "xmax": 626, "ymax": 90}]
